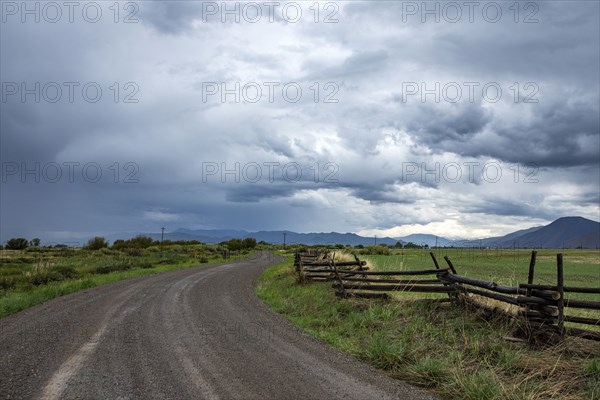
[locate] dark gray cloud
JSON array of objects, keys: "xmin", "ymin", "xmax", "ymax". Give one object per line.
[
  {"xmin": 138, "ymin": 1, "xmax": 205, "ymax": 33},
  {"xmin": 404, "ymin": 102, "xmax": 492, "ymax": 145},
  {"xmin": 1, "ymin": 1, "xmax": 598, "ymax": 242},
  {"xmin": 460, "ymin": 198, "xmax": 555, "ymax": 220},
  {"xmin": 306, "ymin": 49, "xmax": 390, "ymax": 80},
  {"xmin": 397, "ymin": 96, "xmax": 599, "ymax": 167}
]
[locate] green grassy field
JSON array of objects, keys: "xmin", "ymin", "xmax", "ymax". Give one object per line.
[
  {"xmin": 362, "ymin": 249, "xmax": 600, "ymax": 328},
  {"xmin": 363, "ymin": 248, "xmax": 599, "ymax": 290},
  {"xmin": 0, "ymin": 244, "xmax": 250, "ymax": 319},
  {"xmin": 257, "ymin": 250, "xmax": 600, "ymax": 400}
]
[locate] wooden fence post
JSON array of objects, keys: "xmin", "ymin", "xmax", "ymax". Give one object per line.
[
  {"xmin": 443, "ymin": 256, "xmax": 459, "ymax": 301},
  {"xmin": 430, "ymin": 252, "xmax": 458, "ymax": 300},
  {"xmin": 354, "ymin": 254, "xmax": 364, "ymax": 271},
  {"xmin": 430, "ymin": 252, "xmax": 441, "ymax": 269},
  {"xmin": 443, "ymin": 256, "xmax": 458, "ymax": 274},
  {"xmin": 332, "ymin": 259, "xmax": 347, "ymax": 298},
  {"xmin": 525, "ymin": 251, "xmax": 537, "ymax": 313},
  {"xmin": 557, "ymin": 253, "xmax": 565, "ymax": 338}
]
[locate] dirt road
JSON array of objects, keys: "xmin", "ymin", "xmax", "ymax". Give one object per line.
[{"xmin": 0, "ymin": 252, "xmax": 436, "ymax": 399}]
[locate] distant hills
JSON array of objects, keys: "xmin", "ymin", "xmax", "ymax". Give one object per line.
[
  {"xmin": 448, "ymin": 226, "xmax": 545, "ymax": 248},
  {"xmin": 507, "ymin": 216, "xmax": 599, "ymax": 248},
  {"xmin": 109, "ymin": 216, "xmax": 599, "ymax": 249},
  {"xmin": 396, "ymin": 217, "xmax": 599, "ymax": 249},
  {"xmin": 395, "ymin": 234, "xmax": 456, "ymax": 248},
  {"xmin": 448, "ymin": 217, "xmax": 599, "ymax": 248},
  {"xmin": 139, "ymin": 229, "xmax": 401, "ymax": 247}
]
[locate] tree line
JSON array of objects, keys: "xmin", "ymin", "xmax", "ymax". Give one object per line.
[{"xmin": 2, "ymin": 236, "xmax": 259, "ymax": 251}]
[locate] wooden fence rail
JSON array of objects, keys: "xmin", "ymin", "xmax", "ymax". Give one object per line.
[{"xmin": 294, "ymin": 251, "xmax": 367, "ymax": 282}]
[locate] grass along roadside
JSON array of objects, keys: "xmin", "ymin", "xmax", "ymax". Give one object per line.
[
  {"xmin": 0, "ymin": 245, "xmax": 256, "ymax": 319},
  {"xmin": 0, "ymin": 260, "xmax": 210, "ymax": 319},
  {"xmin": 257, "ymin": 254, "xmax": 600, "ymax": 400}
]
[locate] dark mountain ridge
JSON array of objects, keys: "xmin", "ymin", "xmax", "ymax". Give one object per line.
[{"xmin": 108, "ymin": 216, "xmax": 599, "ymax": 248}]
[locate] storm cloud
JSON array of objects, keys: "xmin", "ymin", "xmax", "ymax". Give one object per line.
[{"xmin": 1, "ymin": 1, "xmax": 598, "ymax": 242}]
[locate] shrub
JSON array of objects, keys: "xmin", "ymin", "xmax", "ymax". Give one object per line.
[
  {"xmin": 23, "ymin": 263, "xmax": 64, "ymax": 285},
  {"xmin": 54, "ymin": 266, "xmax": 80, "ymax": 279},
  {"xmin": 100, "ymin": 248, "xmax": 118, "ymax": 256},
  {"xmin": 94, "ymin": 262, "xmax": 132, "ymax": 274},
  {"xmin": 6, "ymin": 238, "xmax": 29, "ymax": 250},
  {"xmin": 129, "ymin": 235, "xmax": 155, "ymax": 248},
  {"xmin": 199, "ymin": 256, "xmax": 209, "ymax": 263},
  {"xmin": 124, "ymin": 247, "xmax": 143, "ymax": 257},
  {"xmin": 112, "ymin": 236, "xmax": 156, "ymax": 250},
  {"xmin": 111, "ymin": 239, "xmax": 126, "ymax": 250},
  {"xmin": 221, "ymin": 238, "xmax": 257, "ymax": 251},
  {"xmin": 242, "ymin": 237, "xmax": 257, "ymax": 249},
  {"xmin": 0, "ymin": 276, "xmax": 17, "ymax": 290},
  {"xmin": 84, "ymin": 237, "xmax": 109, "ymax": 250},
  {"xmin": 359, "ymin": 245, "xmax": 391, "ymax": 255}
]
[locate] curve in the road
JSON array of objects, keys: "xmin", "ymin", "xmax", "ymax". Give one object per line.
[{"xmin": 0, "ymin": 252, "xmax": 437, "ymax": 400}]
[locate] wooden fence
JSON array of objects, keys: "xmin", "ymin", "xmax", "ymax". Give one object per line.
[
  {"xmin": 295, "ymin": 251, "xmax": 367, "ymax": 282},
  {"xmin": 294, "ymin": 250, "xmax": 600, "ymax": 342},
  {"xmin": 332, "ymin": 267, "xmax": 453, "ymax": 299}
]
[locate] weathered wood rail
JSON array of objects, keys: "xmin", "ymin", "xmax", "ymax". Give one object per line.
[
  {"xmin": 294, "ymin": 251, "xmax": 367, "ymax": 282},
  {"xmin": 332, "ymin": 265, "xmax": 452, "ymax": 299},
  {"xmin": 441, "ymin": 252, "xmax": 600, "ymax": 341}
]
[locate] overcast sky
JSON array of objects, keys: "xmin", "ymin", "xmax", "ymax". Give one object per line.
[{"xmin": 1, "ymin": 1, "xmax": 599, "ymax": 243}]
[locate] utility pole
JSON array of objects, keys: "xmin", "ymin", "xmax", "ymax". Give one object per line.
[
  {"xmin": 374, "ymin": 235, "xmax": 377, "ymax": 245},
  {"xmin": 283, "ymin": 232, "xmax": 286, "ymax": 250},
  {"xmin": 161, "ymin": 227, "xmax": 165, "ymax": 254}
]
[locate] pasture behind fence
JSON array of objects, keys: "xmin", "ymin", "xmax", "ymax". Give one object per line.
[{"xmin": 293, "ymin": 250, "xmax": 600, "ymax": 342}]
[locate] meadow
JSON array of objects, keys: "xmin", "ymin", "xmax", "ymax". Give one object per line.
[
  {"xmin": 363, "ymin": 248, "xmax": 600, "ymax": 326},
  {"xmin": 0, "ymin": 243, "xmax": 249, "ymax": 319},
  {"xmin": 363, "ymin": 248, "xmax": 599, "ymax": 290},
  {"xmin": 257, "ymin": 248, "xmax": 600, "ymax": 400}
]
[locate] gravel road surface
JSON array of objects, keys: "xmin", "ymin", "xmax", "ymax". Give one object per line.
[{"xmin": 0, "ymin": 252, "xmax": 437, "ymax": 399}]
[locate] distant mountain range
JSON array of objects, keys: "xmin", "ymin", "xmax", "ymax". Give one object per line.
[
  {"xmin": 448, "ymin": 217, "xmax": 599, "ymax": 248},
  {"xmin": 398, "ymin": 217, "xmax": 599, "ymax": 248},
  {"xmin": 134, "ymin": 229, "xmax": 401, "ymax": 247},
  {"xmin": 99, "ymin": 216, "xmax": 599, "ymax": 248},
  {"xmin": 395, "ymin": 234, "xmax": 457, "ymax": 247}
]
